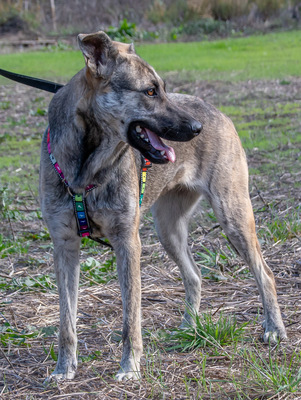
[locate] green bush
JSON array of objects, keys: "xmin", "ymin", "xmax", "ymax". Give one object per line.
[{"xmin": 106, "ymin": 19, "xmax": 137, "ymax": 42}]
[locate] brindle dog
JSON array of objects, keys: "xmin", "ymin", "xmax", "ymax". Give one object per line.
[{"xmin": 39, "ymin": 31, "xmax": 287, "ymax": 381}]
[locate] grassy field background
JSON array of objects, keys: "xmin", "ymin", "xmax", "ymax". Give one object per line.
[
  {"xmin": 0, "ymin": 30, "xmax": 301, "ymax": 399},
  {"xmin": 0, "ymin": 30, "xmax": 301, "ymax": 82}
]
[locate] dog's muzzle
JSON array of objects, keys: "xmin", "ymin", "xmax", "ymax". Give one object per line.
[{"xmin": 127, "ymin": 121, "xmax": 202, "ymax": 164}]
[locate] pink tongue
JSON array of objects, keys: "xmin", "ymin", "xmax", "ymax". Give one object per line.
[{"xmin": 145, "ymin": 128, "xmax": 176, "ymax": 163}]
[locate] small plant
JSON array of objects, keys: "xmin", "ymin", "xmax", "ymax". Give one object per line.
[
  {"xmin": 79, "ymin": 350, "xmax": 101, "ymax": 363},
  {"xmin": 0, "ymin": 234, "xmax": 29, "ymax": 259},
  {"xmin": 43, "ymin": 343, "xmax": 58, "ymax": 361},
  {"xmin": 0, "ymin": 186, "xmax": 22, "ymax": 221},
  {"xmin": 0, "ymin": 321, "xmax": 38, "ymax": 347},
  {"xmin": 196, "ymin": 242, "xmax": 237, "ymax": 280},
  {"xmin": 106, "ymin": 19, "xmax": 137, "ymax": 42},
  {"xmin": 259, "ymin": 207, "xmax": 301, "ymax": 243},
  {"xmin": 0, "ymin": 101, "xmax": 10, "ymax": 110},
  {"xmin": 30, "ymin": 107, "xmax": 47, "ymax": 117},
  {"xmin": 166, "ymin": 309, "xmax": 249, "ymax": 351},
  {"xmin": 0, "ymin": 274, "xmax": 56, "ymax": 292},
  {"xmin": 240, "ymin": 346, "xmax": 301, "ymax": 393},
  {"xmin": 80, "ymin": 256, "xmax": 117, "ymax": 285}
]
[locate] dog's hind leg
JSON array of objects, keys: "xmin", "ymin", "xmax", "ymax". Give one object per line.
[
  {"xmin": 152, "ymin": 187, "xmax": 202, "ymax": 327},
  {"xmin": 208, "ymin": 181, "xmax": 287, "ymax": 343}
]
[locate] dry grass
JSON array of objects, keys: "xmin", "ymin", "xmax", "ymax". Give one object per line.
[{"xmin": 0, "ymin": 79, "xmax": 300, "ymax": 399}]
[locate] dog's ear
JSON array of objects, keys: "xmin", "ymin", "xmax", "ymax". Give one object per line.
[
  {"xmin": 78, "ymin": 31, "xmax": 118, "ymax": 78},
  {"xmin": 128, "ymin": 43, "xmax": 135, "ymax": 54}
]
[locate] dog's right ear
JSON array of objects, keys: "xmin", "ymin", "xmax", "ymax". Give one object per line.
[{"xmin": 78, "ymin": 31, "xmax": 118, "ymax": 78}]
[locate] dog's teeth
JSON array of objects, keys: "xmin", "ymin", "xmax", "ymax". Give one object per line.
[
  {"xmin": 136, "ymin": 125, "xmax": 142, "ymax": 133},
  {"xmin": 145, "ymin": 138, "xmax": 149, "ymax": 142},
  {"xmin": 140, "ymin": 134, "xmax": 145, "ymax": 139},
  {"xmin": 160, "ymin": 150, "xmax": 165, "ymax": 155}
]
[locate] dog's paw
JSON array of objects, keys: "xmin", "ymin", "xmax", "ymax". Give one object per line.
[
  {"xmin": 116, "ymin": 369, "xmax": 141, "ymax": 381},
  {"xmin": 263, "ymin": 329, "xmax": 287, "ymax": 344},
  {"xmin": 262, "ymin": 320, "xmax": 287, "ymax": 344},
  {"xmin": 44, "ymin": 367, "xmax": 76, "ymax": 384}
]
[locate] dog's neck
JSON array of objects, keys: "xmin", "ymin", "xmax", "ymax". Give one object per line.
[{"xmin": 48, "ymin": 77, "xmax": 130, "ymax": 192}]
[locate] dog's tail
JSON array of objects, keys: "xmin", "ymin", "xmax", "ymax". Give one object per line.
[{"xmin": 0, "ymin": 68, "xmax": 63, "ymax": 93}]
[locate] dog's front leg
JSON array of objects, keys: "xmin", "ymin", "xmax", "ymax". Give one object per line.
[
  {"xmin": 111, "ymin": 230, "xmax": 142, "ymax": 381},
  {"xmin": 50, "ymin": 235, "xmax": 81, "ymax": 381}
]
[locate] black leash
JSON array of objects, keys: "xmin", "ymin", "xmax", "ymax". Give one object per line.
[{"xmin": 0, "ymin": 68, "xmax": 63, "ymax": 93}]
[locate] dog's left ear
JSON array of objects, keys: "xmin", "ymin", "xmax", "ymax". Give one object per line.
[
  {"xmin": 78, "ymin": 31, "xmax": 118, "ymax": 78},
  {"xmin": 128, "ymin": 43, "xmax": 135, "ymax": 53}
]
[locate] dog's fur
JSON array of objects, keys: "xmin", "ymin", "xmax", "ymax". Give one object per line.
[{"xmin": 39, "ymin": 31, "xmax": 287, "ymax": 381}]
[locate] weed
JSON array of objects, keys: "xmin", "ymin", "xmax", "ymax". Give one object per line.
[
  {"xmin": 196, "ymin": 242, "xmax": 236, "ymax": 280},
  {"xmin": 43, "ymin": 343, "xmax": 58, "ymax": 361},
  {"xmin": 165, "ymin": 309, "xmax": 249, "ymax": 351},
  {"xmin": 79, "ymin": 350, "xmax": 101, "ymax": 363},
  {"xmin": 259, "ymin": 207, "xmax": 301, "ymax": 243},
  {"xmin": 0, "ymin": 101, "xmax": 10, "ymax": 110},
  {"xmin": 241, "ymin": 345, "xmax": 301, "ymax": 393},
  {"xmin": 0, "ymin": 273, "xmax": 56, "ymax": 292},
  {"xmin": 0, "ymin": 321, "xmax": 38, "ymax": 347},
  {"xmin": 24, "ymin": 228, "xmax": 51, "ymax": 241},
  {"xmin": 0, "ymin": 234, "xmax": 28, "ymax": 259},
  {"xmin": 80, "ymin": 255, "xmax": 117, "ymax": 285},
  {"xmin": 30, "ymin": 107, "xmax": 47, "ymax": 117},
  {"xmin": 144, "ymin": 342, "xmax": 169, "ymax": 396}
]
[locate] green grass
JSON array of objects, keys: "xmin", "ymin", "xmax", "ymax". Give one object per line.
[
  {"xmin": 0, "ymin": 321, "xmax": 39, "ymax": 347},
  {"xmin": 220, "ymin": 100, "xmax": 301, "ymax": 152},
  {"xmin": 80, "ymin": 255, "xmax": 117, "ymax": 285},
  {"xmin": 0, "ymin": 234, "xmax": 29, "ymax": 259},
  {"xmin": 1, "ymin": 30, "xmax": 301, "ymax": 82},
  {"xmin": 165, "ymin": 309, "xmax": 249, "ymax": 351},
  {"xmin": 0, "ymin": 273, "xmax": 56, "ymax": 291},
  {"xmin": 241, "ymin": 346, "xmax": 301, "ymax": 394},
  {"xmin": 258, "ymin": 206, "xmax": 301, "ymax": 243},
  {"xmin": 0, "ymin": 30, "xmax": 300, "ymax": 399}
]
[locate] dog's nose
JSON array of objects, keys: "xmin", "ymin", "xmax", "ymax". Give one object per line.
[{"xmin": 191, "ymin": 121, "xmax": 202, "ymax": 136}]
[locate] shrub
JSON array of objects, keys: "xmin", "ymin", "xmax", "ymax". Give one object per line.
[{"xmin": 211, "ymin": 0, "xmax": 250, "ymax": 21}]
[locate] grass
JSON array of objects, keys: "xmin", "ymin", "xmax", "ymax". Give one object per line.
[
  {"xmin": 0, "ymin": 321, "xmax": 39, "ymax": 347},
  {"xmin": 258, "ymin": 206, "xmax": 301, "ymax": 243},
  {"xmin": 0, "ymin": 30, "xmax": 301, "ymax": 82},
  {"xmin": 220, "ymin": 100, "xmax": 301, "ymax": 152},
  {"xmin": 240, "ymin": 346, "xmax": 301, "ymax": 394},
  {"xmin": 0, "ymin": 31, "xmax": 300, "ymax": 399},
  {"xmin": 165, "ymin": 309, "xmax": 249, "ymax": 351},
  {"xmin": 80, "ymin": 255, "xmax": 117, "ymax": 285}
]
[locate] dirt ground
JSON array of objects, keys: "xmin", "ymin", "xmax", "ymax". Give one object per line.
[{"xmin": 0, "ymin": 78, "xmax": 300, "ymax": 399}]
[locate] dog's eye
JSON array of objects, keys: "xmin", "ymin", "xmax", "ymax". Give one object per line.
[{"xmin": 146, "ymin": 88, "xmax": 157, "ymax": 97}]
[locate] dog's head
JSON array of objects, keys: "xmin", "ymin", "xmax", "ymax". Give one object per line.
[{"xmin": 78, "ymin": 31, "xmax": 202, "ymax": 164}]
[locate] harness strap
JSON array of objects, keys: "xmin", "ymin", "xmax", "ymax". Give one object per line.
[
  {"xmin": 47, "ymin": 127, "xmax": 152, "ymax": 244},
  {"xmin": 139, "ymin": 157, "xmax": 152, "ymax": 207},
  {"xmin": 47, "ymin": 127, "xmax": 96, "ymax": 237}
]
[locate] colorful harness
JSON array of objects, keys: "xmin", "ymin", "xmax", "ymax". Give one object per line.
[{"xmin": 47, "ymin": 127, "xmax": 151, "ymax": 240}]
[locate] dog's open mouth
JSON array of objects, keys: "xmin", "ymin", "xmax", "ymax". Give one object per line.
[{"xmin": 127, "ymin": 123, "xmax": 176, "ymax": 164}]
